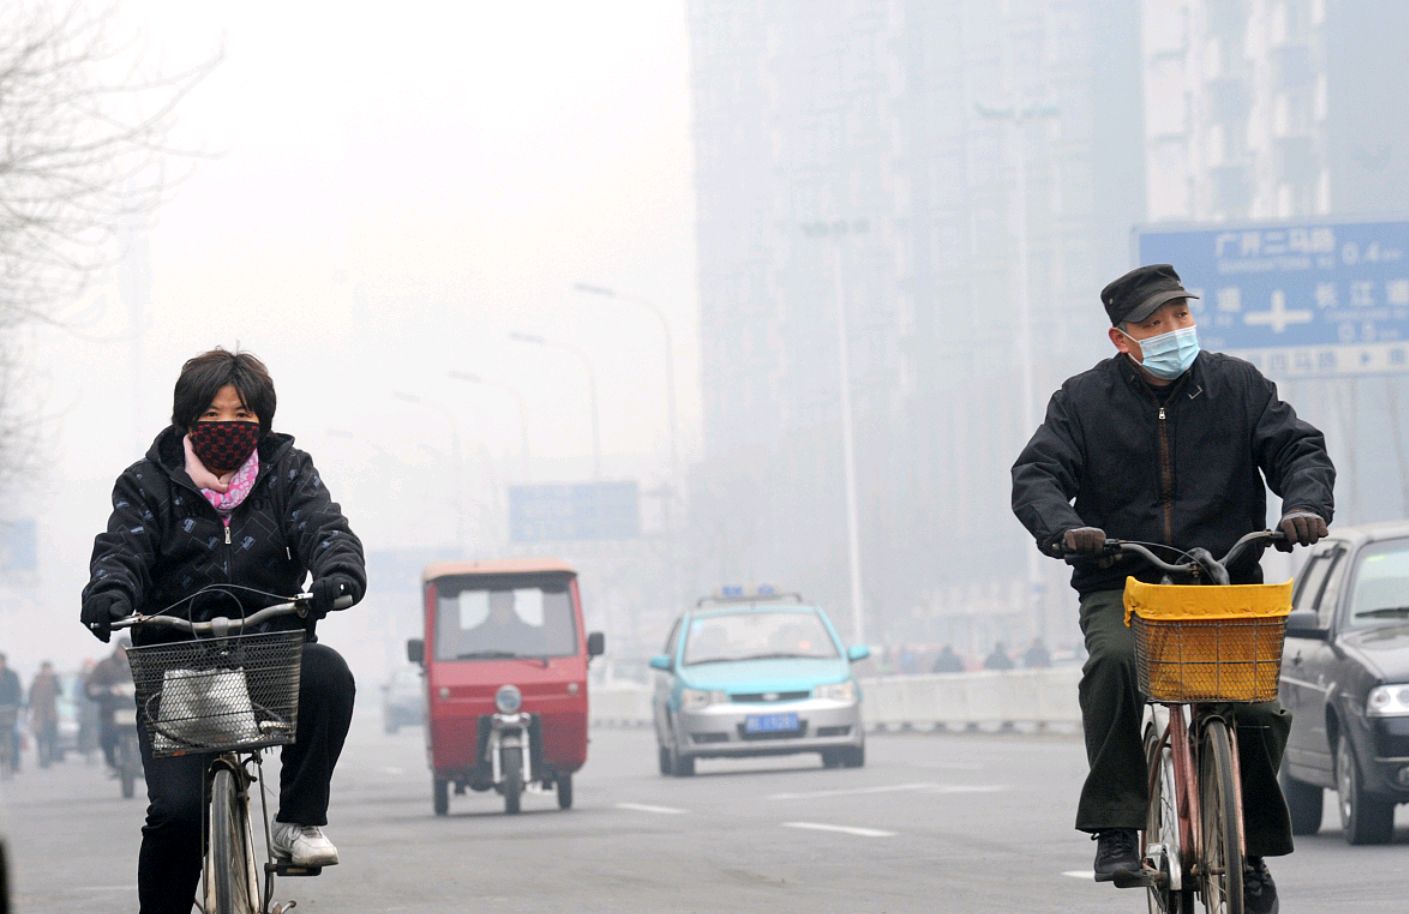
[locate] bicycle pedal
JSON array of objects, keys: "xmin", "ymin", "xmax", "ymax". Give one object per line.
[
  {"xmin": 267, "ymin": 861, "xmax": 323, "ymax": 877},
  {"xmin": 270, "ymin": 902, "xmax": 297, "ymax": 914},
  {"xmin": 1112, "ymin": 868, "xmax": 1152, "ymax": 889}
]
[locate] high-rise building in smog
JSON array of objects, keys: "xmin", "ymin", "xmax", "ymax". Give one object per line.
[
  {"xmin": 1140, "ymin": 0, "xmax": 1409, "ymax": 528},
  {"xmin": 1142, "ymin": 0, "xmax": 1409, "ymax": 223},
  {"xmin": 685, "ymin": 1, "xmax": 1144, "ymax": 652}
]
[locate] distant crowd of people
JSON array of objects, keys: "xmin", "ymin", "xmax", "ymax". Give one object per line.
[
  {"xmin": 869, "ymin": 637, "xmax": 1079, "ymax": 676},
  {"xmin": 0, "ymin": 641, "xmax": 132, "ymax": 773}
]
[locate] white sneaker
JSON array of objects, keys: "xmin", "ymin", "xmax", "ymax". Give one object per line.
[{"xmin": 271, "ymin": 822, "xmax": 339, "ymax": 867}]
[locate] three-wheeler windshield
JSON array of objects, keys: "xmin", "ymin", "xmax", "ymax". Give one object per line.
[{"xmin": 433, "ymin": 574, "xmax": 579, "ymax": 661}]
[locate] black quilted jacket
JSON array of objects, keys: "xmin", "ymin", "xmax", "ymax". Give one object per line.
[
  {"xmin": 1012, "ymin": 351, "xmax": 1335, "ymax": 595},
  {"xmin": 83, "ymin": 427, "xmax": 366, "ymax": 645}
]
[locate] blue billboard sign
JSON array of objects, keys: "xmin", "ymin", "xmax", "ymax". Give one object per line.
[
  {"xmin": 1135, "ymin": 219, "xmax": 1409, "ymax": 377},
  {"xmin": 509, "ymin": 481, "xmax": 640, "ymax": 543},
  {"xmin": 0, "ymin": 518, "xmax": 37, "ymax": 572}
]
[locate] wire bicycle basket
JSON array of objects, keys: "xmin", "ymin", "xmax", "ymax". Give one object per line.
[
  {"xmin": 1124, "ymin": 578, "xmax": 1293, "ymax": 703},
  {"xmin": 126, "ymin": 629, "xmax": 305, "ymax": 758}
]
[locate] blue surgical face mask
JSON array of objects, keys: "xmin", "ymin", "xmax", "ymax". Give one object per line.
[{"xmin": 1122, "ymin": 325, "xmax": 1199, "ymax": 380}]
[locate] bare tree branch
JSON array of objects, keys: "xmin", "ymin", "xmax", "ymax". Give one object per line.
[{"xmin": 0, "ymin": 1, "xmax": 219, "ymax": 495}]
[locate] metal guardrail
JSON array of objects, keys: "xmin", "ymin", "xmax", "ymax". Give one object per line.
[{"xmin": 589, "ymin": 667, "xmax": 1082, "ymax": 731}]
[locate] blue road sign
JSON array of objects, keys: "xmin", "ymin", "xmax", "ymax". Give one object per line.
[
  {"xmin": 1135, "ymin": 219, "xmax": 1409, "ymax": 377},
  {"xmin": 509, "ymin": 481, "xmax": 640, "ymax": 543},
  {"xmin": 0, "ymin": 518, "xmax": 37, "ymax": 572}
]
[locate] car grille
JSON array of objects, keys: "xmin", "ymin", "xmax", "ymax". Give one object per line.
[
  {"xmin": 730, "ymin": 690, "xmax": 810, "ymax": 703},
  {"xmin": 816, "ymin": 726, "xmax": 852, "ymax": 738},
  {"xmin": 691, "ymin": 732, "xmax": 730, "ymax": 745}
]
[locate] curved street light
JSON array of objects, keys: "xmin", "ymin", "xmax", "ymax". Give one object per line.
[
  {"xmin": 448, "ymin": 370, "xmax": 529, "ymax": 477},
  {"xmin": 392, "ymin": 389, "xmax": 467, "ymax": 548},
  {"xmin": 572, "ymin": 282, "xmax": 679, "ymax": 489},
  {"xmin": 509, "ymin": 331, "xmax": 601, "ymax": 478}
]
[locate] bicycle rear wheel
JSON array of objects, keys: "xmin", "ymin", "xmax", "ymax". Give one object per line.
[
  {"xmin": 1144, "ymin": 722, "xmax": 1193, "ymax": 914},
  {"xmin": 207, "ymin": 766, "xmax": 260, "ymax": 914},
  {"xmin": 1197, "ymin": 719, "xmax": 1244, "ymax": 914}
]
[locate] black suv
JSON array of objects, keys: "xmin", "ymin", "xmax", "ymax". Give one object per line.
[{"xmin": 1279, "ymin": 521, "xmax": 1409, "ymax": 844}]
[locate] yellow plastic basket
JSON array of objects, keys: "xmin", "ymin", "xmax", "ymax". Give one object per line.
[{"xmin": 1123, "ymin": 578, "xmax": 1293, "ymax": 703}]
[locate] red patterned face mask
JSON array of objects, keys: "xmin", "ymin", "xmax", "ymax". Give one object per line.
[{"xmin": 188, "ymin": 420, "xmax": 261, "ymax": 473}]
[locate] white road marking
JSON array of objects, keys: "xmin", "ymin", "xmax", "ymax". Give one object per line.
[
  {"xmin": 782, "ymin": 821, "xmax": 896, "ymax": 838},
  {"xmin": 1062, "ymin": 870, "xmax": 1095, "ymax": 880},
  {"xmin": 616, "ymin": 802, "xmax": 689, "ymax": 815},
  {"xmin": 768, "ymin": 782, "xmax": 1005, "ymax": 801},
  {"xmin": 383, "ymin": 766, "xmax": 405, "ymax": 775}
]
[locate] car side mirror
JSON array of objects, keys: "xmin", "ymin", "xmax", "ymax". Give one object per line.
[
  {"xmin": 587, "ymin": 631, "xmax": 606, "ymax": 658},
  {"xmin": 1285, "ymin": 610, "xmax": 1328, "ymax": 640},
  {"xmin": 649, "ymin": 654, "xmax": 672, "ymax": 672},
  {"xmin": 847, "ymin": 645, "xmax": 871, "ymax": 662},
  {"xmin": 406, "ymin": 638, "xmax": 425, "ymax": 665}
]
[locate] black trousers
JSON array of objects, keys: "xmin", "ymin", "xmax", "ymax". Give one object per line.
[
  {"xmin": 136, "ymin": 642, "xmax": 355, "ymax": 914},
  {"xmin": 1076, "ymin": 589, "xmax": 1294, "ymax": 857}
]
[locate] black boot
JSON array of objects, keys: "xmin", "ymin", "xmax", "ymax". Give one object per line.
[
  {"xmin": 1092, "ymin": 828, "xmax": 1141, "ymax": 884},
  {"xmin": 1243, "ymin": 857, "xmax": 1279, "ymax": 914}
]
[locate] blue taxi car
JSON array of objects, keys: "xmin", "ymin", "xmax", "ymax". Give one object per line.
[{"xmin": 650, "ymin": 593, "xmax": 869, "ymax": 776}]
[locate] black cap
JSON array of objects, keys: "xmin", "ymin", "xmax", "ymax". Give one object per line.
[{"xmin": 1101, "ymin": 264, "xmax": 1199, "ymax": 326}]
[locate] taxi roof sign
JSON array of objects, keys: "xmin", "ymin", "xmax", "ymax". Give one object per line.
[{"xmin": 696, "ymin": 589, "xmax": 805, "ymax": 608}]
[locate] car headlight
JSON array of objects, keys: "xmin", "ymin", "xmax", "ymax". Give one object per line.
[
  {"xmin": 1367, "ymin": 683, "xmax": 1409, "ymax": 717},
  {"xmin": 815, "ymin": 680, "xmax": 856, "ymax": 702},
  {"xmin": 681, "ymin": 688, "xmax": 728, "ymax": 710},
  {"xmin": 495, "ymin": 684, "xmax": 523, "ymax": 714}
]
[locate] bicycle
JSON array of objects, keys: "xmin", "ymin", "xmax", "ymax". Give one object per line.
[
  {"xmin": 97, "ymin": 682, "xmax": 143, "ymax": 800},
  {"xmin": 113, "ymin": 589, "xmax": 351, "ymax": 914},
  {"xmin": 1076, "ymin": 529, "xmax": 1293, "ymax": 914}
]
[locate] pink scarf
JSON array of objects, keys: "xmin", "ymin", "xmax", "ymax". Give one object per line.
[{"xmin": 183, "ymin": 434, "xmax": 259, "ymax": 520}]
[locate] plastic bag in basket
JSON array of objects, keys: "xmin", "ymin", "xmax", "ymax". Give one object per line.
[{"xmin": 154, "ymin": 667, "xmax": 261, "ymax": 753}]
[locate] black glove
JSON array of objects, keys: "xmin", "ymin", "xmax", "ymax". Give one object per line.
[
  {"xmin": 1062, "ymin": 526, "xmax": 1108, "ymax": 556},
  {"xmin": 81, "ymin": 593, "xmax": 131, "ymax": 644},
  {"xmin": 309, "ymin": 576, "xmax": 357, "ymax": 620},
  {"xmin": 1278, "ymin": 509, "xmax": 1328, "ymax": 551}
]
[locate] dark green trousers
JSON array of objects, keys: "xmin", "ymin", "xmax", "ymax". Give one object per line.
[{"xmin": 1076, "ymin": 589, "xmax": 1295, "ymax": 857}]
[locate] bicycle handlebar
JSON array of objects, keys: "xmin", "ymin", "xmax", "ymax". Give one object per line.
[
  {"xmin": 112, "ymin": 593, "xmax": 354, "ymax": 637},
  {"xmin": 1065, "ymin": 529, "xmax": 1288, "ymax": 584}
]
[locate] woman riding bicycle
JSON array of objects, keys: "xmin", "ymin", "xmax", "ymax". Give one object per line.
[
  {"xmin": 1011, "ymin": 265, "xmax": 1336, "ymax": 914},
  {"xmin": 79, "ymin": 348, "xmax": 366, "ymax": 914}
]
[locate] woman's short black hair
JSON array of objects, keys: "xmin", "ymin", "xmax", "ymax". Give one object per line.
[{"xmin": 171, "ymin": 348, "xmax": 277, "ymax": 436}]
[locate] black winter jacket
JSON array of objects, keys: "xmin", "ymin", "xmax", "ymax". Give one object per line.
[
  {"xmin": 1011, "ymin": 351, "xmax": 1335, "ymax": 595},
  {"xmin": 83, "ymin": 428, "xmax": 366, "ymax": 645}
]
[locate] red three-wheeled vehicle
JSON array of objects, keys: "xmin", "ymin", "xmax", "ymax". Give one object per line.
[{"xmin": 408, "ymin": 559, "xmax": 604, "ymax": 815}]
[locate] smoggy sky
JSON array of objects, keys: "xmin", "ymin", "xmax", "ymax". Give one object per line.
[{"xmin": 7, "ymin": 0, "xmax": 698, "ymax": 671}]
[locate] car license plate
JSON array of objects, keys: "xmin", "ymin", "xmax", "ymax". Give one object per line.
[{"xmin": 745, "ymin": 712, "xmax": 800, "ymax": 734}]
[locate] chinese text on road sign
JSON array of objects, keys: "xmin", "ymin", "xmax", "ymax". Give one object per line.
[{"xmin": 1136, "ymin": 220, "xmax": 1409, "ymax": 377}]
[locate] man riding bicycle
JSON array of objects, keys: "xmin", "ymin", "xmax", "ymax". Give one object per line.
[
  {"xmin": 1011, "ymin": 264, "xmax": 1336, "ymax": 914},
  {"xmin": 85, "ymin": 637, "xmax": 133, "ymax": 773},
  {"xmin": 79, "ymin": 348, "xmax": 366, "ymax": 914}
]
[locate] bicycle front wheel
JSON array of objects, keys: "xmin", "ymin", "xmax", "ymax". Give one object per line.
[
  {"xmin": 1197, "ymin": 719, "xmax": 1244, "ymax": 914},
  {"xmin": 1144, "ymin": 722, "xmax": 1193, "ymax": 914},
  {"xmin": 207, "ymin": 767, "xmax": 260, "ymax": 914}
]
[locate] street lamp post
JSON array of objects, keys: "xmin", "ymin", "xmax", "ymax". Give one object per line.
[
  {"xmin": 975, "ymin": 48, "xmax": 1060, "ymax": 640},
  {"xmin": 801, "ymin": 218, "xmax": 869, "ymax": 647},
  {"xmin": 509, "ymin": 331, "xmax": 601, "ymax": 479},
  {"xmin": 447, "ymin": 370, "xmax": 529, "ymax": 478},
  {"xmin": 571, "ymin": 283, "xmax": 679, "ymax": 489},
  {"xmin": 573, "ymin": 282, "xmax": 685, "ymax": 617},
  {"xmin": 393, "ymin": 390, "xmax": 467, "ymax": 548}
]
